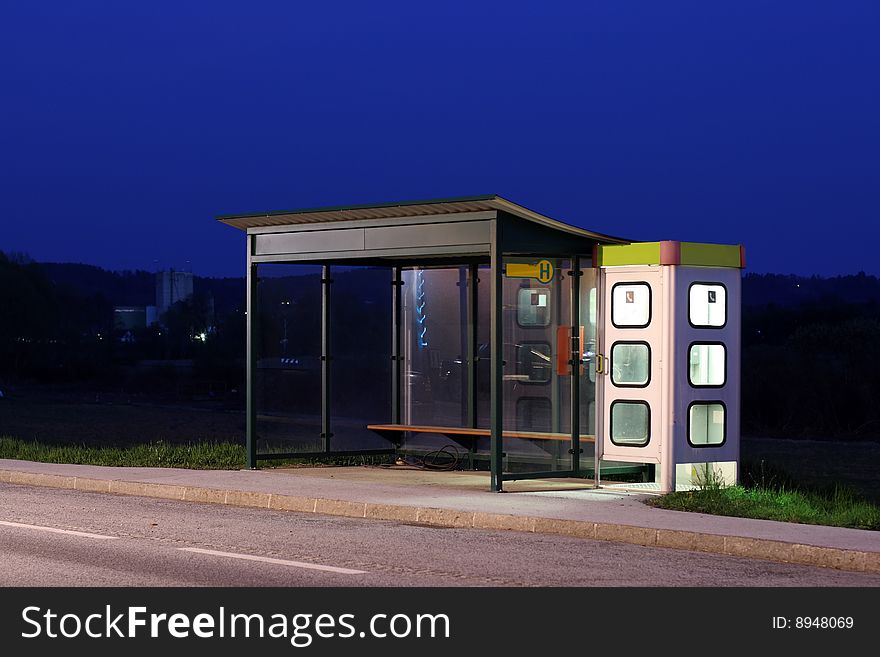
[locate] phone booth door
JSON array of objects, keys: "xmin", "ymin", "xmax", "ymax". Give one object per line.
[{"xmin": 597, "ymin": 267, "xmax": 663, "ymax": 466}]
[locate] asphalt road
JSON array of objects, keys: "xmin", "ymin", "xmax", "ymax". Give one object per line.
[{"xmin": 0, "ymin": 482, "xmax": 877, "ymax": 587}]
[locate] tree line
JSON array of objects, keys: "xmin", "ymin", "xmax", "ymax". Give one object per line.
[{"xmin": 2, "ymin": 253, "xmax": 879, "ymax": 440}]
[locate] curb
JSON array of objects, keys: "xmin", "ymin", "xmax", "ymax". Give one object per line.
[{"xmin": 2, "ymin": 468, "xmax": 878, "ymax": 575}]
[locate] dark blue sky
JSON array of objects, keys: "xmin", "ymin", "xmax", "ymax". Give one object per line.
[{"xmin": 2, "ymin": 1, "xmax": 878, "ymax": 277}]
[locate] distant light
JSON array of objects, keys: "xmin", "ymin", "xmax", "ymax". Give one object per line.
[{"xmin": 198, "ymin": 332, "xmax": 207, "ymax": 342}]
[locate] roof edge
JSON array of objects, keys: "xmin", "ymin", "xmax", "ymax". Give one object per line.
[
  {"xmin": 215, "ymin": 194, "xmax": 631, "ymax": 245},
  {"xmin": 215, "ymin": 194, "xmax": 499, "ymax": 221}
]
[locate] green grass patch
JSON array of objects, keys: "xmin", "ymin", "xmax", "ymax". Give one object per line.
[
  {"xmin": 649, "ymin": 484, "xmax": 880, "ymax": 531},
  {"xmin": 0, "ymin": 436, "xmax": 394, "ymax": 470},
  {"xmin": 0, "ymin": 436, "xmax": 247, "ymax": 469}
]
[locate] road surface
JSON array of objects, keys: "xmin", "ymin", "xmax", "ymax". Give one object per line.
[{"xmin": 0, "ymin": 482, "xmax": 877, "ymax": 586}]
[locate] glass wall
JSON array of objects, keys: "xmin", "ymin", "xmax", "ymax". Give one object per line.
[
  {"xmin": 330, "ymin": 266, "xmax": 391, "ymax": 450},
  {"xmin": 400, "ymin": 266, "xmax": 469, "ymax": 452},
  {"xmin": 251, "ymin": 256, "xmax": 600, "ymax": 475},
  {"xmin": 578, "ymin": 267, "xmax": 599, "ymax": 469},
  {"xmin": 254, "ymin": 263, "xmax": 323, "ymax": 455},
  {"xmin": 501, "ymin": 258, "xmax": 573, "ymax": 473},
  {"xmin": 476, "ymin": 265, "xmax": 492, "ymax": 429}
]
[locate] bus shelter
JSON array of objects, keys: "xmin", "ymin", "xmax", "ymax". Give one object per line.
[
  {"xmin": 218, "ymin": 196, "xmax": 743, "ymax": 492},
  {"xmin": 219, "ymin": 196, "xmax": 744, "ymax": 491}
]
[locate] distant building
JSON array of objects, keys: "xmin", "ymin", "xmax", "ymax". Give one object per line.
[
  {"xmin": 113, "ymin": 305, "xmax": 147, "ymax": 331},
  {"xmin": 146, "ymin": 305, "xmax": 159, "ymax": 327},
  {"xmin": 156, "ymin": 269, "xmax": 193, "ymax": 315},
  {"xmin": 113, "ymin": 270, "xmax": 195, "ymax": 336}
]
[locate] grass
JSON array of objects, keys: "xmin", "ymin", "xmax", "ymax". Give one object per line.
[
  {"xmin": 0, "ymin": 436, "xmax": 394, "ymax": 470},
  {"xmin": 648, "ymin": 463, "xmax": 880, "ymax": 531},
  {"xmin": 0, "ymin": 436, "xmax": 247, "ymax": 469}
]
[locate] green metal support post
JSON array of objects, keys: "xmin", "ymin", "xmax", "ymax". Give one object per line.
[
  {"xmin": 245, "ymin": 234, "xmax": 258, "ymax": 469},
  {"xmin": 489, "ymin": 228, "xmax": 504, "ymax": 492},
  {"xmin": 321, "ymin": 265, "xmax": 332, "ymax": 453}
]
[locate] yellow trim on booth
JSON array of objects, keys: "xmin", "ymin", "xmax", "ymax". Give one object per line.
[
  {"xmin": 598, "ymin": 241, "xmax": 743, "ymax": 268},
  {"xmin": 679, "ymin": 242, "xmax": 741, "ymax": 267},
  {"xmin": 597, "ymin": 242, "xmax": 661, "ymax": 267}
]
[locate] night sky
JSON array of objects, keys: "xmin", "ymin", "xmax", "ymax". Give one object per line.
[{"xmin": 2, "ymin": 1, "xmax": 878, "ymax": 277}]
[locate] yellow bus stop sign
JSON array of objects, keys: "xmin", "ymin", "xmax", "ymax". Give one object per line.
[{"xmin": 506, "ymin": 259, "xmax": 554, "ymax": 284}]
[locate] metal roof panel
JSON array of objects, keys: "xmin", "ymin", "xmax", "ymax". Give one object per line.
[{"xmin": 216, "ymin": 195, "xmax": 629, "ymax": 244}]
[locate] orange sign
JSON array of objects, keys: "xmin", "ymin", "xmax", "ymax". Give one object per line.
[{"xmin": 556, "ymin": 326, "xmax": 585, "ymax": 376}]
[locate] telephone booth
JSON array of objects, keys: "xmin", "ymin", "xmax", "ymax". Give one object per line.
[{"xmin": 596, "ymin": 242, "xmax": 744, "ymax": 492}]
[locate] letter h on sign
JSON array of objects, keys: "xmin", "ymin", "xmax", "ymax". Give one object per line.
[{"xmin": 539, "ymin": 261, "xmax": 551, "ymax": 281}]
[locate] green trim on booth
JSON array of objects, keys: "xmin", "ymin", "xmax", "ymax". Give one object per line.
[
  {"xmin": 598, "ymin": 242, "xmax": 662, "ymax": 267},
  {"xmin": 679, "ymin": 242, "xmax": 743, "ymax": 268},
  {"xmin": 597, "ymin": 241, "xmax": 745, "ymax": 269}
]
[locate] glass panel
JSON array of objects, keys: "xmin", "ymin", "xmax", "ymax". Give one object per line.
[
  {"xmin": 610, "ymin": 401, "xmax": 650, "ymax": 446},
  {"xmin": 611, "ymin": 342, "xmax": 650, "ymax": 386},
  {"xmin": 503, "ymin": 258, "xmax": 571, "ymax": 473},
  {"xmin": 401, "ymin": 268, "xmax": 468, "ymax": 452},
  {"xmin": 688, "ymin": 343, "xmax": 726, "ymax": 387},
  {"xmin": 516, "ymin": 397, "xmax": 552, "ymax": 432},
  {"xmin": 255, "ymin": 263, "xmax": 323, "ymax": 455},
  {"xmin": 330, "ymin": 266, "xmax": 391, "ymax": 450},
  {"xmin": 579, "ymin": 267, "xmax": 599, "ymax": 468},
  {"xmin": 476, "ymin": 265, "xmax": 491, "ymax": 429},
  {"xmin": 689, "ymin": 284, "xmax": 726, "ymax": 327},
  {"xmin": 689, "ymin": 403, "xmax": 726, "ymax": 446},
  {"xmin": 517, "ymin": 288, "xmax": 551, "ymax": 327},
  {"xmin": 612, "ymin": 283, "xmax": 651, "ymax": 327},
  {"xmin": 516, "ymin": 342, "xmax": 552, "ymax": 383},
  {"xmin": 586, "ymin": 287, "xmax": 597, "ymax": 384}
]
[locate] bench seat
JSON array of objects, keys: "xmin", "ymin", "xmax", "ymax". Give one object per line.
[{"xmin": 367, "ymin": 424, "xmax": 595, "ymax": 443}]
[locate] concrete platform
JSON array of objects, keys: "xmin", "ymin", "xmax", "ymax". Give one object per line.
[{"xmin": 0, "ymin": 459, "xmax": 877, "ymax": 575}]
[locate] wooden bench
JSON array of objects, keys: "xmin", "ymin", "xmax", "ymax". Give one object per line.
[
  {"xmin": 368, "ymin": 424, "xmax": 596, "ymax": 470},
  {"xmin": 367, "ymin": 423, "xmax": 595, "ymax": 444},
  {"xmin": 366, "ymin": 424, "xmax": 653, "ymax": 479}
]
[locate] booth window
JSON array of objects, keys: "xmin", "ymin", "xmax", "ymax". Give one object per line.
[
  {"xmin": 610, "ymin": 401, "xmax": 650, "ymax": 446},
  {"xmin": 688, "ymin": 343, "xmax": 726, "ymax": 387},
  {"xmin": 689, "ymin": 283, "xmax": 727, "ymax": 328},
  {"xmin": 688, "ymin": 402, "xmax": 726, "ymax": 447},
  {"xmin": 517, "ymin": 288, "xmax": 551, "ymax": 327},
  {"xmin": 612, "ymin": 283, "xmax": 651, "ymax": 328},
  {"xmin": 611, "ymin": 341, "xmax": 650, "ymax": 387},
  {"xmin": 516, "ymin": 342, "xmax": 552, "ymax": 384}
]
